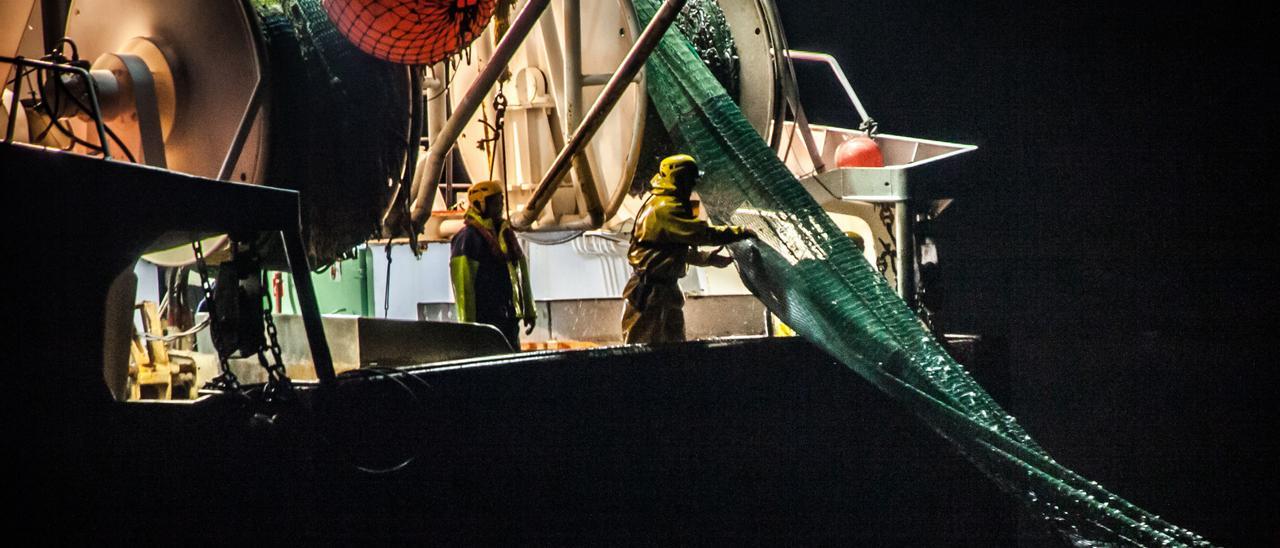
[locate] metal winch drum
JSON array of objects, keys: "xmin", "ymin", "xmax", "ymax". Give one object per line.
[
  {"xmin": 424, "ymin": 0, "xmax": 792, "ymax": 238},
  {"xmin": 7, "ymin": 0, "xmax": 417, "ymax": 266}
]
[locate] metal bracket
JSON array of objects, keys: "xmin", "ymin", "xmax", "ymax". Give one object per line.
[{"xmin": 111, "ymin": 52, "xmax": 167, "ymax": 167}]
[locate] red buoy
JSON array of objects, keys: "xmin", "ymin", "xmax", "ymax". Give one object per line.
[
  {"xmin": 323, "ymin": 0, "xmax": 497, "ymax": 65},
  {"xmin": 834, "ymin": 136, "xmax": 885, "ymax": 168}
]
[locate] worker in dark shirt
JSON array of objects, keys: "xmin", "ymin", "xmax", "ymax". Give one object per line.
[
  {"xmin": 450, "ymin": 180, "xmax": 536, "ymax": 349},
  {"xmin": 622, "ymin": 154, "xmax": 755, "ymax": 344}
]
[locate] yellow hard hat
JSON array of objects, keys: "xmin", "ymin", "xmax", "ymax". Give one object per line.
[
  {"xmin": 467, "ymin": 180, "xmax": 504, "ymax": 215},
  {"xmin": 843, "ymin": 230, "xmax": 866, "ymax": 251},
  {"xmin": 651, "ymin": 154, "xmax": 701, "ymax": 192}
]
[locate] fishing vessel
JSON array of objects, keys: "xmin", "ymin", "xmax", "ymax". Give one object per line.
[{"xmin": 4, "ymin": 0, "xmax": 1223, "ymax": 544}]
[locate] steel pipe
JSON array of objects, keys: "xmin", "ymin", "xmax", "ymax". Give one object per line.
[
  {"xmin": 564, "ymin": 0, "xmax": 582, "ymax": 129},
  {"xmin": 217, "ymin": 0, "xmax": 268, "ymax": 180},
  {"xmin": 281, "ymin": 228, "xmax": 335, "ymax": 384},
  {"xmin": 580, "ymin": 72, "xmax": 642, "ymax": 86},
  {"xmin": 408, "ymin": 0, "xmax": 553, "ymax": 226},
  {"xmin": 785, "ymin": 50, "xmax": 873, "ymax": 128},
  {"xmin": 894, "ymin": 201, "xmax": 914, "ymax": 307},
  {"xmin": 512, "ymin": 0, "xmax": 686, "ymax": 229},
  {"xmin": 557, "ymin": 0, "xmax": 605, "ymax": 230},
  {"xmin": 4, "ymin": 57, "xmax": 23, "ymax": 143}
]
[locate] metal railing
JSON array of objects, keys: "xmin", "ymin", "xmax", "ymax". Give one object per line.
[{"xmin": 2, "ymin": 54, "xmax": 112, "ymax": 158}]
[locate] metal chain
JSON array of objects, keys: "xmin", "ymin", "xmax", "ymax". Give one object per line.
[
  {"xmin": 878, "ymin": 204, "xmax": 935, "ymax": 331},
  {"xmin": 259, "ymin": 274, "xmax": 293, "ymax": 403},
  {"xmin": 913, "ymin": 227, "xmax": 938, "ymax": 333},
  {"xmin": 915, "ymin": 297, "xmax": 937, "ymax": 333},
  {"xmin": 859, "ymin": 118, "xmax": 879, "ymax": 137},
  {"xmin": 499, "ymin": 89, "xmax": 511, "ymax": 221},
  {"xmin": 875, "ymin": 203, "xmax": 896, "ymax": 278},
  {"xmin": 383, "ymin": 245, "xmax": 394, "ymax": 319},
  {"xmin": 481, "ymin": 87, "xmax": 509, "ymax": 180},
  {"xmin": 192, "ymin": 239, "xmax": 240, "ymax": 391}
]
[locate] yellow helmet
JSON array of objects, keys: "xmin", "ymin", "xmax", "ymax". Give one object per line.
[
  {"xmin": 651, "ymin": 154, "xmax": 701, "ymax": 193},
  {"xmin": 467, "ymin": 180, "xmax": 504, "ymax": 215},
  {"xmin": 843, "ymin": 230, "xmax": 866, "ymax": 252}
]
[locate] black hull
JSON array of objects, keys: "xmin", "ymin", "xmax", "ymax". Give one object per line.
[{"xmin": 22, "ymin": 337, "xmax": 1023, "ymax": 544}]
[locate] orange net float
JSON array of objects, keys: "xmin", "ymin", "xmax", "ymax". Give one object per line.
[
  {"xmin": 834, "ymin": 135, "xmax": 885, "ymax": 168},
  {"xmin": 323, "ymin": 0, "xmax": 498, "ymax": 65}
]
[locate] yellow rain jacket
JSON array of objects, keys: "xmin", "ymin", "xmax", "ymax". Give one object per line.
[
  {"xmin": 450, "ymin": 208, "xmax": 536, "ymax": 345},
  {"xmin": 622, "ymin": 177, "xmax": 750, "ymax": 344}
]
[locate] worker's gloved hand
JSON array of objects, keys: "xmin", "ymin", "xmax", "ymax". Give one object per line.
[
  {"xmin": 707, "ymin": 253, "xmax": 734, "ymax": 268},
  {"xmin": 741, "ymin": 228, "xmax": 759, "ymax": 240},
  {"xmin": 523, "ymin": 316, "xmax": 536, "ymax": 335}
]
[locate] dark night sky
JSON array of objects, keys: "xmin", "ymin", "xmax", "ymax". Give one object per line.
[
  {"xmin": 778, "ymin": 0, "xmax": 1277, "ymax": 335},
  {"xmin": 776, "ymin": 1, "xmax": 1278, "ymax": 544}
]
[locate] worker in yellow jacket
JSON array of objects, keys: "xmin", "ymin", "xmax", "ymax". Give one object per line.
[
  {"xmin": 450, "ymin": 180, "xmax": 536, "ymax": 349},
  {"xmin": 622, "ymin": 154, "xmax": 755, "ymax": 344}
]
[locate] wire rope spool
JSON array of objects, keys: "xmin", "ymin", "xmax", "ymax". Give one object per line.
[
  {"xmin": 56, "ymin": 0, "xmax": 417, "ymax": 266},
  {"xmin": 59, "ymin": 0, "xmax": 266, "ymax": 266},
  {"xmin": 64, "ymin": 0, "xmax": 263, "ymax": 181}
]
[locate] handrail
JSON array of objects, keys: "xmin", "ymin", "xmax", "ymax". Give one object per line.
[{"xmin": 785, "ymin": 50, "xmax": 876, "ymax": 132}]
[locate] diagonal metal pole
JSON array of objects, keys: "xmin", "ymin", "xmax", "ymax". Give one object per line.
[
  {"xmin": 511, "ymin": 0, "xmax": 687, "ymax": 230},
  {"xmin": 280, "ymin": 229, "xmax": 335, "ymax": 384},
  {"xmin": 406, "ymin": 0, "xmax": 553, "ymax": 227}
]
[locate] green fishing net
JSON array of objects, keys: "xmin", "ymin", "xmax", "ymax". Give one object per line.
[
  {"xmin": 632, "ymin": 0, "xmax": 1211, "ymax": 545},
  {"xmin": 254, "ymin": 0, "xmax": 414, "ymax": 265}
]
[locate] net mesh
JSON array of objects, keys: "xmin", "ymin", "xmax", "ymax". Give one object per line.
[
  {"xmin": 322, "ymin": 0, "xmax": 496, "ymax": 64},
  {"xmin": 256, "ymin": 0, "xmax": 414, "ymax": 264},
  {"xmin": 632, "ymin": 0, "xmax": 1212, "ymax": 545}
]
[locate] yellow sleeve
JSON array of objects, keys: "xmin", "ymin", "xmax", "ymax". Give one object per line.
[
  {"xmin": 518, "ymin": 255, "xmax": 536, "ymax": 320},
  {"xmin": 449, "ymin": 255, "xmax": 478, "ymax": 322},
  {"xmin": 652, "ymin": 205, "xmax": 748, "ymax": 247}
]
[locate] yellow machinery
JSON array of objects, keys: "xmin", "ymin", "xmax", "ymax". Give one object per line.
[{"xmin": 127, "ymin": 301, "xmax": 198, "ymax": 400}]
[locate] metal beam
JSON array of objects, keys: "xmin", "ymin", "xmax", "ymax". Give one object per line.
[
  {"xmin": 408, "ymin": 0, "xmax": 553, "ymax": 226},
  {"xmin": 217, "ymin": 0, "xmax": 269, "ymax": 180},
  {"xmin": 893, "ymin": 202, "xmax": 915, "ymax": 308},
  {"xmin": 512, "ymin": 0, "xmax": 686, "ymax": 229},
  {"xmin": 41, "ymin": 0, "xmax": 69, "ymax": 55},
  {"xmin": 560, "ymin": 0, "xmax": 604, "ymax": 226},
  {"xmin": 786, "ymin": 50, "xmax": 873, "ymax": 128},
  {"xmin": 581, "ymin": 72, "xmax": 642, "ymax": 86},
  {"xmin": 281, "ymin": 229, "xmax": 335, "ymax": 384},
  {"xmin": 558, "ymin": 0, "xmax": 601, "ymax": 229},
  {"xmin": 564, "ymin": 0, "xmax": 582, "ymax": 129}
]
